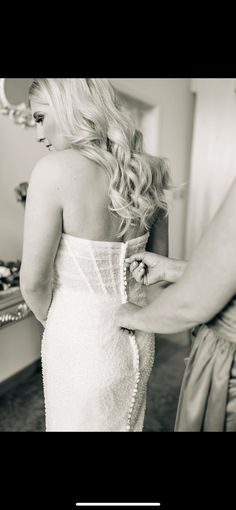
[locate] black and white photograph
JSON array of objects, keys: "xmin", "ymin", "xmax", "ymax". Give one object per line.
[{"xmin": 0, "ymin": 77, "xmax": 236, "ymax": 437}]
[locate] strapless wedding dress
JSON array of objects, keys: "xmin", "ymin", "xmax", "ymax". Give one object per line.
[{"xmin": 41, "ymin": 232, "xmax": 155, "ymax": 431}]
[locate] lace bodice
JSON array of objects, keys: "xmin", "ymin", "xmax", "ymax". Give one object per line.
[{"xmin": 53, "ymin": 231, "xmax": 150, "ymax": 304}]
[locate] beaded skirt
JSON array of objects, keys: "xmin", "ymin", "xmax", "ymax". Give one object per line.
[{"xmin": 41, "ymin": 232, "xmax": 155, "ymax": 431}]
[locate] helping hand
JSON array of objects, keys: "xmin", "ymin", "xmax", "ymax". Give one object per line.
[
  {"xmin": 125, "ymin": 251, "xmax": 168, "ymax": 285},
  {"xmin": 116, "ymin": 302, "xmax": 142, "ymax": 331}
]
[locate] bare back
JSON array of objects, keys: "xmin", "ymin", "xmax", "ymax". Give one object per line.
[{"xmin": 58, "ymin": 149, "xmax": 147, "ymax": 243}]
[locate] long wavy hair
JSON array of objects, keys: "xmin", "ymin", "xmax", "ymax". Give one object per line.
[{"xmin": 29, "ymin": 78, "xmax": 171, "ymax": 237}]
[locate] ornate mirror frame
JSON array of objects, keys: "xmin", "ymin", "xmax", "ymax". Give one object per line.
[{"xmin": 0, "ymin": 78, "xmax": 35, "ymax": 128}]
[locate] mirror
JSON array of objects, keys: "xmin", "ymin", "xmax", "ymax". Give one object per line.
[{"xmin": 0, "ymin": 78, "xmax": 35, "ymax": 128}]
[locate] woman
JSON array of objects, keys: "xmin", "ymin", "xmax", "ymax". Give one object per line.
[
  {"xmin": 116, "ymin": 178, "xmax": 236, "ymax": 431},
  {"xmin": 20, "ymin": 78, "xmax": 170, "ymax": 432}
]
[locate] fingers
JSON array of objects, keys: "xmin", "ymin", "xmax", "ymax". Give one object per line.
[
  {"xmin": 125, "ymin": 252, "xmax": 146, "ymax": 264},
  {"xmin": 130, "ymin": 260, "xmax": 140, "ymax": 271},
  {"xmin": 126, "ymin": 259, "xmax": 145, "ymax": 273},
  {"xmin": 131, "ymin": 263, "xmax": 145, "ymax": 283},
  {"xmin": 129, "ymin": 260, "xmax": 144, "ymax": 272}
]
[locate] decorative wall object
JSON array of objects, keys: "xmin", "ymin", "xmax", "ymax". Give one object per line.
[
  {"xmin": 14, "ymin": 182, "xmax": 28, "ymax": 204},
  {"xmin": 0, "ymin": 78, "xmax": 35, "ymax": 128}
]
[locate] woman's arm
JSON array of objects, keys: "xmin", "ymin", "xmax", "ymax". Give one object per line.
[
  {"xmin": 117, "ymin": 178, "xmax": 236, "ymax": 334},
  {"xmin": 20, "ymin": 154, "xmax": 63, "ymax": 326}
]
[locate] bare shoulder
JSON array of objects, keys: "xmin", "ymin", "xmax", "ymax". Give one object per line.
[
  {"xmin": 31, "ymin": 149, "xmax": 83, "ymax": 178},
  {"xmin": 34, "ymin": 149, "xmax": 102, "ymax": 182},
  {"xmin": 30, "ymin": 149, "xmax": 101, "ymax": 194}
]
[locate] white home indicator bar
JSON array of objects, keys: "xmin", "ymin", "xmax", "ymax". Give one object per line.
[{"xmin": 76, "ymin": 504, "xmax": 161, "ymax": 507}]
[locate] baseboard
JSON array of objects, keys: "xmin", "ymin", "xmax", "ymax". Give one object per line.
[{"xmin": 0, "ymin": 359, "xmax": 41, "ymax": 398}]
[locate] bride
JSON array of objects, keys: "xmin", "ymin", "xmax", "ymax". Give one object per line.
[{"xmin": 20, "ymin": 78, "xmax": 170, "ymax": 432}]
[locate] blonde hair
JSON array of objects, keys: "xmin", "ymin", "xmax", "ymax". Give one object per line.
[{"xmin": 29, "ymin": 78, "xmax": 171, "ymax": 237}]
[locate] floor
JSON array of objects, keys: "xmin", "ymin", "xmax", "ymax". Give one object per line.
[{"xmin": 0, "ymin": 333, "xmax": 189, "ymax": 432}]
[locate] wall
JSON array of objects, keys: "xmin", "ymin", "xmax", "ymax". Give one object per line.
[
  {"xmin": 0, "ymin": 111, "xmax": 45, "ymax": 261},
  {"xmin": 0, "ymin": 84, "xmax": 45, "ymax": 384},
  {"xmin": 111, "ymin": 79, "xmax": 194, "ymax": 258},
  {"xmin": 0, "ymin": 310, "xmax": 43, "ymax": 384},
  {"xmin": 185, "ymin": 78, "xmax": 236, "ymax": 258}
]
